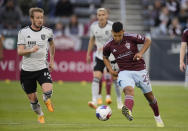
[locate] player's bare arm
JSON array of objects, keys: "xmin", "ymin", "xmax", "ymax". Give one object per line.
[
  {"xmin": 103, "ymin": 56, "xmax": 118, "ymax": 77},
  {"xmin": 180, "ymin": 42, "xmax": 187, "ymax": 72},
  {"xmin": 133, "ymin": 37, "xmax": 151, "ymax": 61},
  {"xmin": 17, "ymin": 44, "xmax": 39, "ymax": 56},
  {"xmin": 0, "ymin": 36, "xmax": 4, "ymax": 60},
  {"xmin": 86, "ymin": 36, "xmax": 95, "ymax": 63},
  {"xmin": 49, "ymin": 40, "xmax": 55, "ymax": 72}
]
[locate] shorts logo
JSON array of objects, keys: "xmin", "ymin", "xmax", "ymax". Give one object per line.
[
  {"xmin": 44, "ymin": 72, "xmax": 52, "ymax": 80},
  {"xmin": 41, "ymin": 34, "xmax": 46, "ymax": 40},
  {"xmin": 125, "ymin": 43, "xmax": 130, "ymax": 49}
]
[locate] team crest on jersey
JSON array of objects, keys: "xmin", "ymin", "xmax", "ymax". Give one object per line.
[
  {"xmin": 125, "ymin": 43, "xmax": 130, "ymax": 49},
  {"xmin": 41, "ymin": 34, "xmax": 46, "ymax": 40}
]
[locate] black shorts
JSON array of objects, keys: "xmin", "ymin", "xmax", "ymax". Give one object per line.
[
  {"xmin": 20, "ymin": 68, "xmax": 52, "ymax": 94},
  {"xmin": 93, "ymin": 57, "xmax": 105, "ymax": 73}
]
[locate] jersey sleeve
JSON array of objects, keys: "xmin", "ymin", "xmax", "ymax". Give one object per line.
[
  {"xmin": 103, "ymin": 43, "xmax": 111, "ymax": 58},
  {"xmin": 130, "ymin": 33, "xmax": 145, "ymax": 44},
  {"xmin": 89, "ymin": 24, "xmax": 95, "ymax": 37},
  {"xmin": 17, "ymin": 30, "xmax": 26, "ymax": 45},
  {"xmin": 182, "ymin": 29, "xmax": 188, "ymax": 43},
  {"xmin": 48, "ymin": 29, "xmax": 54, "ymax": 42}
]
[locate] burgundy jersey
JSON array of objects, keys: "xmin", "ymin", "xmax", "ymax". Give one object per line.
[
  {"xmin": 182, "ymin": 28, "xmax": 188, "ymax": 64},
  {"xmin": 103, "ymin": 32, "xmax": 146, "ymax": 71}
]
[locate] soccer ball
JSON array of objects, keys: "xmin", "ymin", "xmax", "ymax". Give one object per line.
[{"xmin": 96, "ymin": 105, "xmax": 112, "ymax": 121}]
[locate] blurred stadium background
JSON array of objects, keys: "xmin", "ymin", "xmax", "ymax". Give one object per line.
[{"xmin": 0, "ymin": 0, "xmax": 188, "ymax": 130}]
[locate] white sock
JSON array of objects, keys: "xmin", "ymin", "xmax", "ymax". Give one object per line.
[
  {"xmin": 92, "ymin": 78, "xmax": 100, "ymax": 104},
  {"xmin": 30, "ymin": 101, "xmax": 44, "ymax": 116},
  {"xmin": 113, "ymin": 80, "xmax": 121, "ymax": 102},
  {"xmin": 106, "ymin": 95, "xmax": 111, "ymax": 99}
]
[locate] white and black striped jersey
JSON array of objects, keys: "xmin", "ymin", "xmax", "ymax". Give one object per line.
[
  {"xmin": 90, "ymin": 20, "xmax": 113, "ymax": 60},
  {"xmin": 17, "ymin": 26, "xmax": 53, "ymax": 71}
]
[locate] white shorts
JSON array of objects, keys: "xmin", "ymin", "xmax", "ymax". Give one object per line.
[{"xmin": 117, "ymin": 69, "xmax": 152, "ymax": 94}]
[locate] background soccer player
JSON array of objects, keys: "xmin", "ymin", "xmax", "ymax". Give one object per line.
[
  {"xmin": 180, "ymin": 28, "xmax": 188, "ymax": 87},
  {"xmin": 103, "ymin": 22, "xmax": 164, "ymax": 127},
  {"xmin": 17, "ymin": 7, "xmax": 55, "ymax": 123},
  {"xmin": 86, "ymin": 8, "xmax": 123, "ymax": 109},
  {"xmin": 0, "ymin": 34, "xmax": 4, "ymax": 60}
]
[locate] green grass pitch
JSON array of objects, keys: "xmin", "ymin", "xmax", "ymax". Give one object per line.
[{"xmin": 0, "ymin": 80, "xmax": 188, "ymax": 131}]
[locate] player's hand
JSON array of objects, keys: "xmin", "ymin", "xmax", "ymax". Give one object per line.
[
  {"xmin": 30, "ymin": 45, "xmax": 39, "ymax": 53},
  {"xmin": 109, "ymin": 69, "xmax": 118, "ymax": 77},
  {"xmin": 86, "ymin": 54, "xmax": 91, "ymax": 63},
  {"xmin": 49, "ymin": 61, "xmax": 54, "ymax": 72},
  {"xmin": 133, "ymin": 53, "xmax": 142, "ymax": 61},
  {"xmin": 180, "ymin": 62, "xmax": 186, "ymax": 72}
]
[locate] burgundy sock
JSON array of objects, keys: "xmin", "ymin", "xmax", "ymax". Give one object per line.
[
  {"xmin": 124, "ymin": 95, "xmax": 134, "ymax": 111},
  {"xmin": 98, "ymin": 79, "xmax": 102, "ymax": 94},
  {"xmin": 149, "ymin": 98, "xmax": 159, "ymax": 116},
  {"xmin": 105, "ymin": 79, "xmax": 111, "ymax": 95}
]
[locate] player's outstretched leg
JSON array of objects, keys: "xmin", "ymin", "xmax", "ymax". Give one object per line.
[
  {"xmin": 30, "ymin": 100, "xmax": 45, "ymax": 123},
  {"xmin": 43, "ymin": 90, "xmax": 54, "ymax": 112},
  {"xmin": 144, "ymin": 92, "xmax": 164, "ymax": 127}
]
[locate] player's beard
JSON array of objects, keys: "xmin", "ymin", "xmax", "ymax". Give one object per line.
[{"xmin": 33, "ymin": 22, "xmax": 42, "ymax": 29}]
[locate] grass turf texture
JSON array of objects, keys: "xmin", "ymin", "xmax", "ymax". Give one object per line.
[{"xmin": 0, "ymin": 81, "xmax": 188, "ymax": 131}]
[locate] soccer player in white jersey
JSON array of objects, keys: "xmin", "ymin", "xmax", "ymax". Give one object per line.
[
  {"xmin": 17, "ymin": 7, "xmax": 55, "ymax": 123},
  {"xmin": 86, "ymin": 8, "xmax": 123, "ymax": 109}
]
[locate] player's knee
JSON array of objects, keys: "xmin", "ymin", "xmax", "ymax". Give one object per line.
[
  {"xmin": 93, "ymin": 77, "xmax": 100, "ymax": 83},
  {"xmin": 124, "ymin": 86, "xmax": 134, "ymax": 95}
]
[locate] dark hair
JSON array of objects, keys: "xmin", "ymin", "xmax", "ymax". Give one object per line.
[{"xmin": 112, "ymin": 22, "xmax": 123, "ymax": 33}]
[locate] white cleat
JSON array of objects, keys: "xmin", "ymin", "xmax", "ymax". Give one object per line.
[
  {"xmin": 117, "ymin": 101, "xmax": 123, "ymax": 109},
  {"xmin": 154, "ymin": 115, "xmax": 165, "ymax": 127}
]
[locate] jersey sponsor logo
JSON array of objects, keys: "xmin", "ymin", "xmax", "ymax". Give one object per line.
[
  {"xmin": 28, "ymin": 41, "xmax": 36, "ymax": 47},
  {"xmin": 125, "ymin": 42, "xmax": 130, "ymax": 49},
  {"xmin": 41, "ymin": 34, "xmax": 46, "ymax": 40},
  {"xmin": 117, "ymin": 51, "xmax": 133, "ymax": 59}
]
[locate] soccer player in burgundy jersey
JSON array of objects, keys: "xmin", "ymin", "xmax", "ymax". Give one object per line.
[
  {"xmin": 103, "ymin": 22, "xmax": 164, "ymax": 127},
  {"xmin": 180, "ymin": 28, "xmax": 188, "ymax": 87}
]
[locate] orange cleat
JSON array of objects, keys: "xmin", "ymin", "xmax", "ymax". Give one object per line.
[
  {"xmin": 38, "ymin": 115, "xmax": 45, "ymax": 124},
  {"xmin": 44, "ymin": 99, "xmax": 54, "ymax": 112},
  {"xmin": 88, "ymin": 101, "xmax": 97, "ymax": 109},
  {"xmin": 106, "ymin": 98, "xmax": 112, "ymax": 104},
  {"xmin": 97, "ymin": 98, "xmax": 103, "ymax": 105}
]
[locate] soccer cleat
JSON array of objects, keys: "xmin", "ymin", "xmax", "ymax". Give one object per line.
[
  {"xmin": 105, "ymin": 98, "xmax": 112, "ymax": 104},
  {"xmin": 122, "ymin": 105, "xmax": 133, "ymax": 121},
  {"xmin": 88, "ymin": 101, "xmax": 97, "ymax": 109},
  {"xmin": 154, "ymin": 115, "xmax": 165, "ymax": 127},
  {"xmin": 97, "ymin": 97, "xmax": 103, "ymax": 105},
  {"xmin": 38, "ymin": 115, "xmax": 45, "ymax": 124},
  {"xmin": 44, "ymin": 99, "xmax": 54, "ymax": 112},
  {"xmin": 117, "ymin": 101, "xmax": 123, "ymax": 109}
]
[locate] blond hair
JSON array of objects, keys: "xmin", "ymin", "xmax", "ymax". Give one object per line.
[
  {"xmin": 29, "ymin": 7, "xmax": 44, "ymax": 18},
  {"xmin": 97, "ymin": 8, "xmax": 109, "ymax": 14}
]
